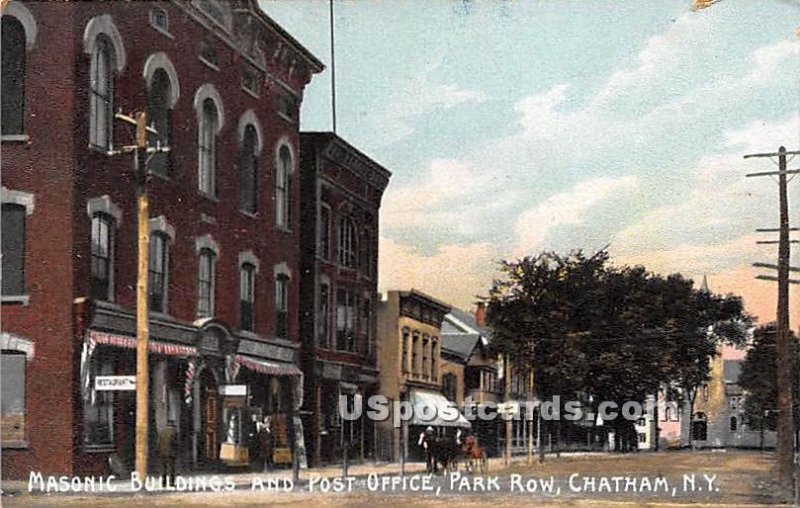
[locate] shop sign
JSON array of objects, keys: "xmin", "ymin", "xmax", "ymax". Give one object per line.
[
  {"xmin": 219, "ymin": 384, "xmax": 248, "ymax": 397},
  {"xmin": 95, "ymin": 375, "xmax": 136, "ymax": 391}
]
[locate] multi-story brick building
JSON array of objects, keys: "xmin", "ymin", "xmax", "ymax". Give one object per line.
[
  {"xmin": 1, "ymin": 0, "xmax": 322, "ymax": 478},
  {"xmin": 298, "ymin": 132, "xmax": 391, "ymax": 467}
]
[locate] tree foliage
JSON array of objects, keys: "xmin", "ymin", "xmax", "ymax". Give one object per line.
[
  {"xmin": 739, "ymin": 324, "xmax": 799, "ymax": 432},
  {"xmin": 485, "ymin": 250, "xmax": 751, "ymax": 450}
]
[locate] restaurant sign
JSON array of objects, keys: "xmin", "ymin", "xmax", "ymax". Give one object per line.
[{"xmin": 95, "ymin": 375, "xmax": 136, "ymax": 391}]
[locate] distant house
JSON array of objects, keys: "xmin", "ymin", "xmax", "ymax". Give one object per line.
[{"xmin": 441, "ymin": 304, "xmax": 535, "ymax": 457}]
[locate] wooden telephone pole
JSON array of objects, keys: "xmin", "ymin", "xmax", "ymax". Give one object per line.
[
  {"xmin": 746, "ymin": 146, "xmax": 800, "ymax": 489},
  {"xmin": 110, "ymin": 111, "xmax": 169, "ymax": 479}
]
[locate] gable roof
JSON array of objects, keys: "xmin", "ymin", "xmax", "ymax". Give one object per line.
[{"xmin": 441, "ymin": 308, "xmax": 493, "ymax": 364}]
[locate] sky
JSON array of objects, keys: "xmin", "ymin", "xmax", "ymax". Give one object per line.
[{"xmin": 260, "ymin": 0, "xmax": 800, "ymax": 329}]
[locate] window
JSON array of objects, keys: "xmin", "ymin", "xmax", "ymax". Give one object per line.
[
  {"xmin": 277, "ymin": 93, "xmax": 297, "ymax": 123},
  {"xmin": 198, "ymin": 98, "xmax": 218, "ymax": 196},
  {"xmin": 335, "ymin": 289, "xmax": 355, "ymax": 352},
  {"xmin": 91, "ymin": 214, "xmax": 114, "ymax": 301},
  {"xmin": 431, "ymin": 338, "xmax": 439, "ymax": 380},
  {"xmin": 148, "ymin": 233, "xmax": 168, "ymax": 313},
  {"xmin": 402, "ymin": 329, "xmax": 410, "ymax": 374},
  {"xmin": 276, "ymin": 145, "xmax": 292, "ymax": 229},
  {"xmin": 84, "ymin": 355, "xmax": 114, "ymax": 447},
  {"xmin": 239, "ymin": 263, "xmax": 256, "ymax": 332},
  {"xmin": 638, "ymin": 433, "xmax": 646, "ymax": 444},
  {"xmin": 702, "ymin": 384, "xmax": 709, "ymax": 402},
  {"xmin": 90, "ymin": 36, "xmax": 115, "ymax": 150},
  {"xmin": 2, "ymin": 16, "xmax": 26, "ymax": 136},
  {"xmin": 149, "ymin": 6, "xmax": 169, "ymax": 33},
  {"xmin": 338, "ymin": 217, "xmax": 356, "ymax": 268},
  {"xmin": 730, "ymin": 416, "xmax": 738, "ymax": 432},
  {"xmin": 197, "ymin": 248, "xmax": 215, "ymax": 317},
  {"xmin": 147, "ymin": 68, "xmax": 172, "ymax": 176},
  {"xmin": 275, "ymin": 275, "xmax": 289, "ymax": 339},
  {"xmin": 199, "ymin": 39, "xmax": 218, "ymax": 68},
  {"xmin": 319, "ymin": 205, "xmax": 331, "ymax": 260},
  {"xmin": 412, "ymin": 333, "xmax": 420, "ymax": 375},
  {"xmin": 317, "ymin": 283, "xmax": 330, "ymax": 347},
  {"xmin": 1, "ymin": 352, "xmax": 26, "ymax": 445},
  {"xmin": 442, "ymin": 373, "xmax": 457, "ymax": 402},
  {"xmin": 239, "ymin": 125, "xmax": 258, "ymax": 213},
  {"xmin": 1, "ymin": 204, "xmax": 26, "ymax": 296},
  {"xmin": 361, "ymin": 297, "xmax": 372, "ymax": 356},
  {"xmin": 422, "ymin": 336, "xmax": 430, "ymax": 380},
  {"xmin": 360, "ymin": 229, "xmax": 373, "ymax": 278},
  {"xmin": 242, "ymin": 70, "xmax": 259, "ymax": 96}
]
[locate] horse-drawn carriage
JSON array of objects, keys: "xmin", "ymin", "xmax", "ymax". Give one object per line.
[{"xmin": 420, "ymin": 429, "xmax": 489, "ymax": 475}]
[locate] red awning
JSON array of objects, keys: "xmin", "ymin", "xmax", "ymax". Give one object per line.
[
  {"xmin": 234, "ymin": 354, "xmax": 302, "ymax": 377},
  {"xmin": 88, "ymin": 330, "xmax": 197, "ymax": 357}
]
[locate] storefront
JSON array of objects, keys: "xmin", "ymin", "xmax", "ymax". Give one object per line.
[{"xmin": 79, "ymin": 313, "xmax": 305, "ymax": 475}]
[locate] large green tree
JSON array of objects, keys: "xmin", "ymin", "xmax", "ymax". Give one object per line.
[{"xmin": 485, "ymin": 250, "xmax": 750, "ymax": 453}]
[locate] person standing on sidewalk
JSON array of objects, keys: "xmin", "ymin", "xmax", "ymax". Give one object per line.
[{"xmin": 158, "ymin": 420, "xmax": 178, "ymax": 486}]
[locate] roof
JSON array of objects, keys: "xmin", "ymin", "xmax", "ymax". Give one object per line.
[
  {"xmin": 723, "ymin": 360, "xmax": 743, "ymax": 384},
  {"xmin": 440, "ymin": 333, "xmax": 480, "ymax": 362},
  {"xmin": 301, "ymin": 132, "xmax": 392, "ymax": 193},
  {"xmin": 440, "ymin": 307, "xmax": 493, "ymax": 363}
]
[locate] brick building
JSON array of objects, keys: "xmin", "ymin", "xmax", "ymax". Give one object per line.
[
  {"xmin": 1, "ymin": 0, "xmax": 322, "ymax": 478},
  {"xmin": 298, "ymin": 132, "xmax": 391, "ymax": 467}
]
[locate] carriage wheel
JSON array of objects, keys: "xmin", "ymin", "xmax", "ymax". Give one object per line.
[{"xmin": 479, "ymin": 451, "xmax": 488, "ymax": 474}]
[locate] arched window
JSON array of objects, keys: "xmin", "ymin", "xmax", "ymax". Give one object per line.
[
  {"xmin": 198, "ymin": 98, "xmax": 218, "ymax": 196},
  {"xmin": 239, "ymin": 125, "xmax": 259, "ymax": 213},
  {"xmin": 2, "ymin": 16, "xmax": 26, "ymax": 135},
  {"xmin": 148, "ymin": 232, "xmax": 169, "ymax": 313},
  {"xmin": 197, "ymin": 248, "xmax": 216, "ymax": 317},
  {"xmin": 276, "ymin": 145, "xmax": 292, "ymax": 229},
  {"xmin": 401, "ymin": 328, "xmax": 410, "ymax": 374},
  {"xmin": 91, "ymin": 213, "xmax": 115, "ymax": 301},
  {"xmin": 730, "ymin": 416, "xmax": 738, "ymax": 432},
  {"xmin": 239, "ymin": 263, "xmax": 256, "ymax": 332},
  {"xmin": 147, "ymin": 68, "xmax": 172, "ymax": 176},
  {"xmin": 442, "ymin": 373, "xmax": 457, "ymax": 402},
  {"xmin": 90, "ymin": 36, "xmax": 115, "ymax": 150},
  {"xmin": 338, "ymin": 217, "xmax": 357, "ymax": 268}
]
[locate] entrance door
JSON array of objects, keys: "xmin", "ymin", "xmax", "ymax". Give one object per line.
[{"xmin": 204, "ymin": 386, "xmax": 219, "ymax": 461}]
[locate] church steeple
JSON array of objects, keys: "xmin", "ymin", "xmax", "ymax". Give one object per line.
[{"xmin": 699, "ymin": 274, "xmax": 710, "ymax": 293}]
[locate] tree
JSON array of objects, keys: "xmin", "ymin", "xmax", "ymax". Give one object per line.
[
  {"xmin": 485, "ymin": 249, "xmax": 751, "ymax": 454},
  {"xmin": 739, "ymin": 324, "xmax": 799, "ymax": 439}
]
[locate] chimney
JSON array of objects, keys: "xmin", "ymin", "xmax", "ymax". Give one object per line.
[{"xmin": 475, "ymin": 302, "xmax": 486, "ymax": 328}]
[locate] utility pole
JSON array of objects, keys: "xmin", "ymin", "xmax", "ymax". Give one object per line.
[
  {"xmin": 746, "ymin": 146, "xmax": 800, "ymax": 489},
  {"xmin": 110, "ymin": 111, "xmax": 169, "ymax": 480},
  {"xmin": 503, "ymin": 354, "xmax": 512, "ymax": 466},
  {"xmin": 328, "ymin": 0, "xmax": 337, "ymax": 133}
]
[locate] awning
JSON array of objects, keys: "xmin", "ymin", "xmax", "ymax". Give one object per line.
[
  {"xmin": 235, "ymin": 354, "xmax": 304, "ymax": 410},
  {"xmin": 410, "ymin": 389, "xmax": 471, "ymax": 428},
  {"xmin": 88, "ymin": 330, "xmax": 197, "ymax": 357},
  {"xmin": 234, "ymin": 355, "xmax": 302, "ymax": 377}
]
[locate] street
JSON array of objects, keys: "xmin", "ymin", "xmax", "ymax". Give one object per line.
[{"xmin": 2, "ymin": 451, "xmax": 789, "ymax": 507}]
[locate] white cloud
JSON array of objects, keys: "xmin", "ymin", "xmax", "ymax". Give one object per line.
[
  {"xmin": 744, "ymin": 39, "xmax": 800, "ymax": 85},
  {"xmin": 513, "ymin": 175, "xmax": 638, "ymax": 257}
]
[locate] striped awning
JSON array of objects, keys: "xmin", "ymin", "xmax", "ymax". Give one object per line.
[
  {"xmin": 88, "ymin": 330, "xmax": 197, "ymax": 357},
  {"xmin": 234, "ymin": 354, "xmax": 302, "ymax": 377}
]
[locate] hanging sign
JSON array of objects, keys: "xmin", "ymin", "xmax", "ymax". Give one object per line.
[{"xmin": 95, "ymin": 375, "xmax": 136, "ymax": 391}]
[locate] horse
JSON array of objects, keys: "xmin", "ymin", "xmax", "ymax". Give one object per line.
[
  {"xmin": 461, "ymin": 435, "xmax": 489, "ymax": 474},
  {"xmin": 420, "ymin": 429, "xmax": 462, "ymax": 474}
]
